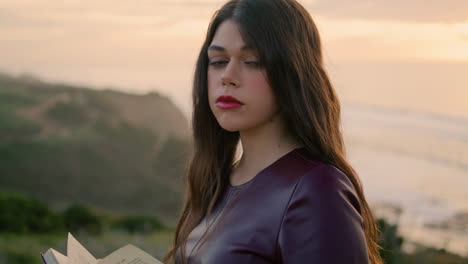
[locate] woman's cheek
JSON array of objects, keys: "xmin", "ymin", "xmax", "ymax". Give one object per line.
[
  {"xmin": 207, "ymin": 75, "xmax": 219, "ymax": 107},
  {"xmin": 247, "ymin": 74, "xmax": 274, "ymax": 102}
]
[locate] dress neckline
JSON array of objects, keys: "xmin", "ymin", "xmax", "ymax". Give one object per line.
[{"xmin": 228, "ymin": 146, "xmax": 306, "ymax": 189}]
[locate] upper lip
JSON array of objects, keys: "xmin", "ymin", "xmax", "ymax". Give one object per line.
[{"xmin": 216, "ymin": 95, "xmax": 243, "ymax": 105}]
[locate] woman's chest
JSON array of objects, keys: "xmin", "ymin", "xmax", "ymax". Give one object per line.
[{"xmin": 186, "ymin": 186, "xmax": 293, "ymax": 264}]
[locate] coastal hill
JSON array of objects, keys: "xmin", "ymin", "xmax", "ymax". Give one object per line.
[{"xmin": 0, "ymin": 72, "xmax": 191, "ymax": 224}]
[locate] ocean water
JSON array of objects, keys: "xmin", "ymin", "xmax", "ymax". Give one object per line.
[{"xmin": 342, "ymin": 103, "xmax": 468, "ymax": 256}]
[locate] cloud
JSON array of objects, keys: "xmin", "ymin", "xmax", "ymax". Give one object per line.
[
  {"xmin": 317, "ymin": 18, "xmax": 468, "ymax": 62},
  {"xmin": 0, "ymin": 0, "xmax": 218, "ymax": 38},
  {"xmin": 3, "ymin": 0, "xmax": 467, "ymax": 28},
  {"xmin": 305, "ymin": 0, "xmax": 468, "ymax": 23},
  {"xmin": 1, "ymin": 0, "xmax": 468, "ymax": 71}
]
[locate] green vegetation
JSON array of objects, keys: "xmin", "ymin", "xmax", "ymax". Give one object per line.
[
  {"xmin": 46, "ymin": 101, "xmax": 90, "ymax": 127},
  {"xmin": 1, "ymin": 192, "xmax": 468, "ymax": 264},
  {"xmin": 378, "ymin": 218, "xmax": 405, "ymax": 263},
  {"xmin": 0, "ymin": 192, "xmax": 167, "ymax": 235},
  {"xmin": 375, "ymin": 217, "xmax": 468, "ymax": 264},
  {"xmin": 111, "ymin": 215, "xmax": 164, "ymax": 234},
  {"xmin": 0, "ymin": 71, "xmax": 189, "ymax": 263},
  {"xmin": 2, "ymin": 72, "xmax": 466, "ymax": 263},
  {"xmin": 0, "ymin": 109, "xmax": 41, "ymax": 140},
  {"xmin": 0, "ymin": 192, "xmax": 172, "ymax": 264},
  {"xmin": 0, "ymin": 192, "xmax": 62, "ymax": 234},
  {"xmin": 0, "ymin": 72, "xmax": 190, "ymax": 225},
  {"xmin": 0, "ymin": 230, "xmax": 175, "ymax": 264},
  {"xmin": 63, "ymin": 204, "xmax": 103, "ymax": 235}
]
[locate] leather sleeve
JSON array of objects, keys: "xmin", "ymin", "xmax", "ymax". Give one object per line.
[{"xmin": 276, "ymin": 164, "xmax": 369, "ymax": 264}]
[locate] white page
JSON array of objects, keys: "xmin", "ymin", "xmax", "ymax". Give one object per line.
[
  {"xmin": 43, "ymin": 248, "xmax": 68, "ymax": 264},
  {"xmin": 67, "ymin": 233, "xmax": 97, "ymax": 264},
  {"xmin": 98, "ymin": 245, "xmax": 162, "ymax": 264}
]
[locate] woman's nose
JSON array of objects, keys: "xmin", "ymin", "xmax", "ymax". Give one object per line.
[{"xmin": 221, "ymin": 60, "xmax": 239, "ymax": 87}]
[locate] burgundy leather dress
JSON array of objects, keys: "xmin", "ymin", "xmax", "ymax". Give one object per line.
[{"xmin": 176, "ymin": 147, "xmax": 369, "ymax": 264}]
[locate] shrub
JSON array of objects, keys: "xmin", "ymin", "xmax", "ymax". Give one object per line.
[
  {"xmin": 3, "ymin": 249, "xmax": 40, "ymax": 264},
  {"xmin": 377, "ymin": 218, "xmax": 405, "ymax": 264},
  {"xmin": 46, "ymin": 101, "xmax": 89, "ymax": 127},
  {"xmin": 0, "ymin": 192, "xmax": 63, "ymax": 234},
  {"xmin": 112, "ymin": 215, "xmax": 164, "ymax": 234},
  {"xmin": 63, "ymin": 204, "xmax": 102, "ymax": 235},
  {"xmin": 0, "ymin": 111, "xmax": 41, "ymax": 139}
]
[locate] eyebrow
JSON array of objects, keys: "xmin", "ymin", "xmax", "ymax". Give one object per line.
[{"xmin": 207, "ymin": 44, "xmax": 254, "ymax": 52}]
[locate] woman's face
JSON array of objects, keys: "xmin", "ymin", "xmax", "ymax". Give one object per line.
[{"xmin": 207, "ymin": 20, "xmax": 279, "ymax": 132}]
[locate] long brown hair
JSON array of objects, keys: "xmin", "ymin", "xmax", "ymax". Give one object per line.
[{"xmin": 163, "ymin": 0, "xmax": 383, "ymax": 263}]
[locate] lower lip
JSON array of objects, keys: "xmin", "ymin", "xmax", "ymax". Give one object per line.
[{"xmin": 216, "ymin": 101, "xmax": 243, "ymax": 109}]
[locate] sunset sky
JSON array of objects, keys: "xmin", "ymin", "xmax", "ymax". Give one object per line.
[{"xmin": 1, "ymin": 0, "xmax": 468, "ymax": 118}]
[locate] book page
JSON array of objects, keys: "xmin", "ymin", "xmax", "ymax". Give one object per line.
[
  {"xmin": 42, "ymin": 248, "xmax": 68, "ymax": 264},
  {"xmin": 97, "ymin": 245, "xmax": 162, "ymax": 264},
  {"xmin": 67, "ymin": 233, "xmax": 97, "ymax": 264}
]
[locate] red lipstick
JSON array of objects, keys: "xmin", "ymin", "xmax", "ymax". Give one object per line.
[{"xmin": 216, "ymin": 95, "xmax": 243, "ymax": 109}]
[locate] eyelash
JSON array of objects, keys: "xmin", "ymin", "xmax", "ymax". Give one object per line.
[{"xmin": 209, "ymin": 61, "xmax": 227, "ymax": 66}]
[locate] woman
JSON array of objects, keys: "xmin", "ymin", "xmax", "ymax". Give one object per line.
[{"xmin": 163, "ymin": 0, "xmax": 383, "ymax": 263}]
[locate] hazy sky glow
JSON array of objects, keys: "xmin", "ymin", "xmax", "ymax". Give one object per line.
[
  {"xmin": 3, "ymin": 1, "xmax": 468, "ymax": 254},
  {"xmin": 1, "ymin": 0, "xmax": 467, "ymax": 117}
]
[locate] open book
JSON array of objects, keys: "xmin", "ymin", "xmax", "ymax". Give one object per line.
[{"xmin": 40, "ymin": 233, "xmax": 163, "ymax": 264}]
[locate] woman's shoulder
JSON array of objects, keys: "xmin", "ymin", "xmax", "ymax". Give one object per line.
[
  {"xmin": 271, "ymin": 147, "xmax": 352, "ymax": 188},
  {"xmin": 276, "ymin": 150, "xmax": 368, "ymax": 263},
  {"xmin": 247, "ymin": 147, "xmax": 360, "ymax": 213},
  {"xmin": 277, "ymin": 147, "xmax": 361, "ymax": 211},
  {"xmin": 250, "ymin": 147, "xmax": 357, "ymax": 204},
  {"xmin": 291, "ymin": 148, "xmax": 354, "ymax": 187},
  {"xmin": 299, "ymin": 162, "xmax": 356, "ymax": 197}
]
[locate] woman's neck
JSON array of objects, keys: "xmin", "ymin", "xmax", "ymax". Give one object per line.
[{"xmin": 230, "ymin": 113, "xmax": 302, "ymax": 186}]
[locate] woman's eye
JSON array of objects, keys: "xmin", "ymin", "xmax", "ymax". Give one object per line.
[
  {"xmin": 209, "ymin": 60, "xmax": 228, "ymax": 66},
  {"xmin": 245, "ymin": 61, "xmax": 259, "ymax": 66}
]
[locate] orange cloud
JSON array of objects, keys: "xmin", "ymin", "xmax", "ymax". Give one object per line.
[{"xmin": 306, "ymin": 0, "xmax": 468, "ymax": 23}]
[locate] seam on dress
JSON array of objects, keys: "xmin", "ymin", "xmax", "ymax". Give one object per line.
[{"xmin": 272, "ymin": 162, "xmax": 328, "ymax": 263}]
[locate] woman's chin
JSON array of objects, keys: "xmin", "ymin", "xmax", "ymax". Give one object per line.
[
  {"xmin": 216, "ymin": 119, "xmax": 247, "ymax": 132},
  {"xmin": 219, "ymin": 123, "xmax": 241, "ymax": 132}
]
